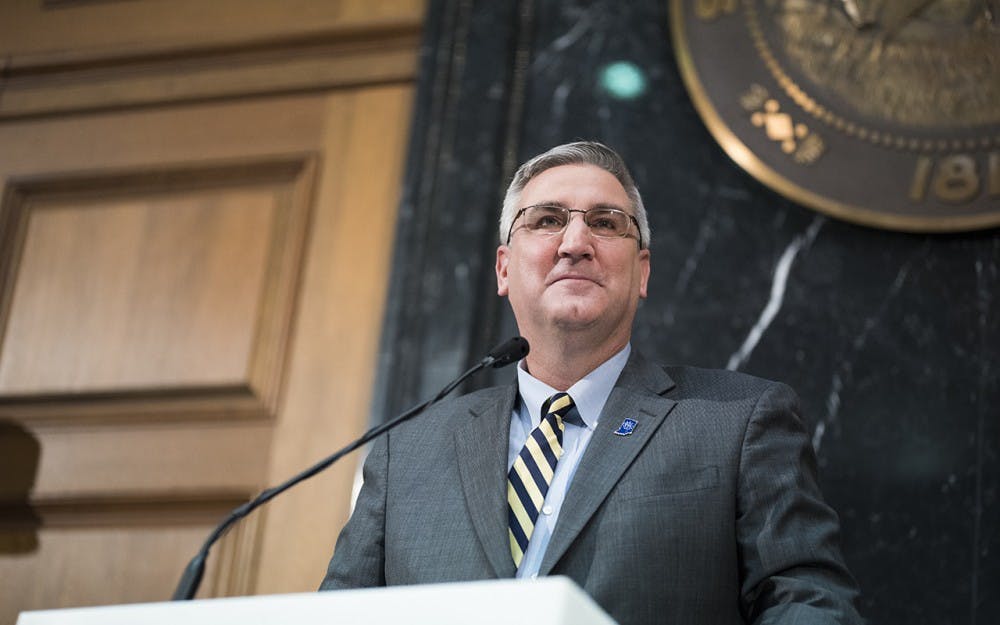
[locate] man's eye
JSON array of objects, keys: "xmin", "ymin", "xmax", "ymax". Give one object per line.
[{"xmin": 528, "ymin": 210, "xmax": 566, "ymax": 229}]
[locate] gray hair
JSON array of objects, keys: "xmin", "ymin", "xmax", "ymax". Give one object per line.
[{"xmin": 499, "ymin": 141, "xmax": 650, "ymax": 249}]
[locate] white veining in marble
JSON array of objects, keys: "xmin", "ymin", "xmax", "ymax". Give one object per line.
[
  {"xmin": 970, "ymin": 242, "xmax": 997, "ymax": 616},
  {"xmin": 726, "ymin": 215, "xmax": 824, "ymax": 371},
  {"xmin": 662, "ymin": 207, "xmax": 717, "ymax": 326},
  {"xmin": 532, "ymin": 8, "xmax": 593, "ymax": 72},
  {"xmin": 811, "ymin": 420, "xmax": 826, "ymax": 454},
  {"xmin": 812, "ymin": 246, "xmax": 921, "ymax": 452},
  {"xmin": 552, "ymin": 80, "xmax": 573, "ymax": 119}
]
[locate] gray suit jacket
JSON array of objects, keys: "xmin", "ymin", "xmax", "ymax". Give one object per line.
[{"xmin": 320, "ymin": 352, "xmax": 863, "ymax": 624}]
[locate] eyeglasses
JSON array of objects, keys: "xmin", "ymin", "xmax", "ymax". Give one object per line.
[{"xmin": 506, "ymin": 204, "xmax": 643, "ymax": 248}]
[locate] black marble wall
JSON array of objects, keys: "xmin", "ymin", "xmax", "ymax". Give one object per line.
[{"xmin": 372, "ymin": 1, "xmax": 999, "ymax": 622}]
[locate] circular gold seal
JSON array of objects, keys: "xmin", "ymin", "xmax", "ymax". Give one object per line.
[{"xmin": 670, "ymin": 0, "xmax": 1000, "ymax": 232}]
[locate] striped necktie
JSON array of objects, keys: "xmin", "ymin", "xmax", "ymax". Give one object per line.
[{"xmin": 507, "ymin": 392, "xmax": 575, "ymax": 568}]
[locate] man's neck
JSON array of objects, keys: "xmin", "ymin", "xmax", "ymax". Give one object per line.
[{"xmin": 522, "ymin": 333, "xmax": 630, "ymax": 391}]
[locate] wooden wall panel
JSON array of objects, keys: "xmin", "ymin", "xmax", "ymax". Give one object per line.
[
  {"xmin": 0, "ymin": 517, "xmax": 261, "ymax": 609},
  {"xmin": 0, "ymin": 85, "xmax": 415, "ymax": 621},
  {"xmin": 0, "ymin": 157, "xmax": 317, "ymax": 421},
  {"xmin": 0, "ymin": 190, "xmax": 274, "ymax": 393},
  {"xmin": 28, "ymin": 421, "xmax": 272, "ymax": 498},
  {"xmin": 0, "ymin": 0, "xmax": 424, "ymax": 58},
  {"xmin": 0, "ymin": 1, "xmax": 421, "ymax": 621},
  {"xmin": 0, "ymin": 0, "xmax": 424, "ymax": 119},
  {"xmin": 0, "ymin": 526, "xmax": 223, "ymax": 610},
  {"xmin": 253, "ymin": 84, "xmax": 413, "ymax": 594}
]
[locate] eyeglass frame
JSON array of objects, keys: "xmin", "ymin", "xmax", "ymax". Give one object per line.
[{"xmin": 505, "ymin": 203, "xmax": 644, "ymax": 249}]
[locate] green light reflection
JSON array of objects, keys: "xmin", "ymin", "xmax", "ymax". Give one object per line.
[{"xmin": 599, "ymin": 61, "xmax": 648, "ymax": 100}]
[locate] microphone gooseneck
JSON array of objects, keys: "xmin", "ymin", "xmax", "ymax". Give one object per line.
[{"xmin": 172, "ymin": 336, "xmax": 529, "ymax": 601}]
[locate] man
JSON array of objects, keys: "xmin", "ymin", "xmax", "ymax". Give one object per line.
[{"xmin": 320, "ymin": 142, "xmax": 863, "ymax": 624}]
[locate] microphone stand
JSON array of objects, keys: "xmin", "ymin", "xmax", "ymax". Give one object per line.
[{"xmin": 172, "ymin": 337, "xmax": 528, "ymax": 601}]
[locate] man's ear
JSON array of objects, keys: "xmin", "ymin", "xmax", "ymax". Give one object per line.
[
  {"xmin": 495, "ymin": 245, "xmax": 510, "ymax": 296},
  {"xmin": 638, "ymin": 249, "xmax": 651, "ymax": 299}
]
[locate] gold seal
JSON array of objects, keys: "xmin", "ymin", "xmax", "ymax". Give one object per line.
[{"xmin": 671, "ymin": 0, "xmax": 1000, "ymax": 232}]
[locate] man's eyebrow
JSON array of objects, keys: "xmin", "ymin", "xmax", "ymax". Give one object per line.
[
  {"xmin": 592, "ymin": 202, "xmax": 629, "ymax": 212},
  {"xmin": 527, "ymin": 201, "xmax": 630, "ymax": 211},
  {"xmin": 525, "ymin": 201, "xmax": 569, "ymax": 208}
]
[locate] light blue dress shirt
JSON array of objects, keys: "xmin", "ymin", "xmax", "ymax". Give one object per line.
[{"xmin": 508, "ymin": 343, "xmax": 631, "ymax": 579}]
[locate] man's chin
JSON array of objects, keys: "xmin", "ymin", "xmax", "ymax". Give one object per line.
[{"xmin": 546, "ymin": 307, "xmax": 602, "ymax": 331}]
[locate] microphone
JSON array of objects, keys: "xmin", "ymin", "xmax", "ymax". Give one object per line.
[
  {"xmin": 483, "ymin": 336, "xmax": 529, "ymax": 368},
  {"xmin": 172, "ymin": 336, "xmax": 529, "ymax": 601}
]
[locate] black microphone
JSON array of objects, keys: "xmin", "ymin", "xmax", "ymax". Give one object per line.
[
  {"xmin": 172, "ymin": 336, "xmax": 529, "ymax": 601},
  {"xmin": 483, "ymin": 336, "xmax": 529, "ymax": 368}
]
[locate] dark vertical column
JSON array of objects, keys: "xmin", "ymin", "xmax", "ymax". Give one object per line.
[{"xmin": 371, "ymin": 0, "xmax": 533, "ymax": 423}]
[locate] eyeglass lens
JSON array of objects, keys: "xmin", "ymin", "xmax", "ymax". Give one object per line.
[{"xmin": 523, "ymin": 205, "xmax": 630, "ymax": 237}]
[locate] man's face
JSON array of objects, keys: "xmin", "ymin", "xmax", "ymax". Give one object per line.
[{"xmin": 495, "ymin": 163, "xmax": 650, "ymax": 342}]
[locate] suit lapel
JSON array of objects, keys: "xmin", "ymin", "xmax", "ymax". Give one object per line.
[
  {"xmin": 539, "ymin": 353, "xmax": 677, "ymax": 575},
  {"xmin": 453, "ymin": 384, "xmax": 519, "ymax": 579}
]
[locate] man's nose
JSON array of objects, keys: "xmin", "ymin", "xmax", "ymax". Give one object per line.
[{"xmin": 558, "ymin": 213, "xmax": 594, "ymax": 258}]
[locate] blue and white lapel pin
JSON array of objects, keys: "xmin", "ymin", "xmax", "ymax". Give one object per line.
[{"xmin": 613, "ymin": 418, "xmax": 638, "ymax": 436}]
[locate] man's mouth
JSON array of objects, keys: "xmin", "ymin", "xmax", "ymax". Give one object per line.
[{"xmin": 549, "ymin": 274, "xmax": 600, "ymax": 286}]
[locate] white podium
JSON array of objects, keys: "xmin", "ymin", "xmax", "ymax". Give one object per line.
[{"xmin": 16, "ymin": 577, "xmax": 617, "ymax": 625}]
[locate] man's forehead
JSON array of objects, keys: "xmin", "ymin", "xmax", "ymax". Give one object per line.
[{"xmin": 519, "ymin": 163, "xmax": 630, "ymax": 208}]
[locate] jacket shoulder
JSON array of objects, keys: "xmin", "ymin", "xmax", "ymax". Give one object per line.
[{"xmin": 659, "ymin": 364, "xmax": 793, "ymax": 404}]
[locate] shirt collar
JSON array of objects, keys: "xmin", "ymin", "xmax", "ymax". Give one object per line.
[{"xmin": 515, "ymin": 343, "xmax": 631, "ymax": 430}]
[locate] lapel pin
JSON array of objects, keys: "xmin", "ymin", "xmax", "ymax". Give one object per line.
[{"xmin": 613, "ymin": 418, "xmax": 638, "ymax": 436}]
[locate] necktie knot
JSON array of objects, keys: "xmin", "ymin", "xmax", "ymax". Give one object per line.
[{"xmin": 541, "ymin": 391, "xmax": 574, "ymax": 420}]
